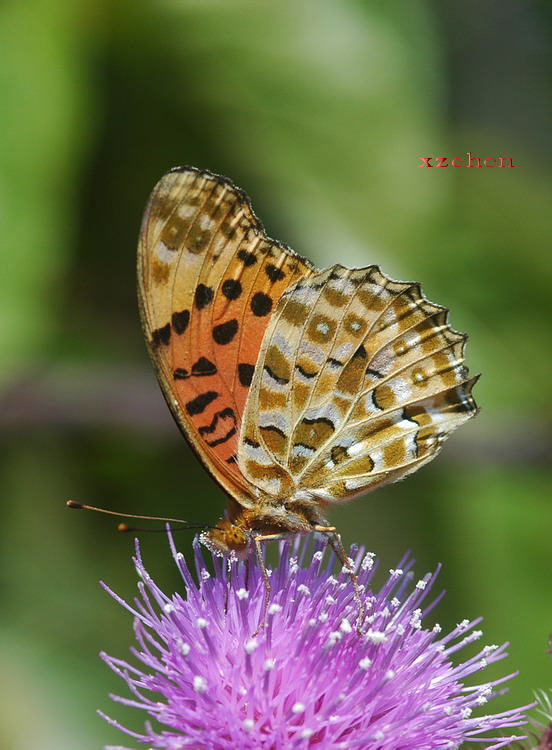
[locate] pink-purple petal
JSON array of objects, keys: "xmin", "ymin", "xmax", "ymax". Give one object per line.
[{"xmin": 101, "ymin": 532, "xmax": 532, "ymax": 749}]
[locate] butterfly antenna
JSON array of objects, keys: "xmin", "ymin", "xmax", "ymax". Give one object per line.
[
  {"xmin": 66, "ymin": 500, "xmax": 217, "ymax": 531},
  {"xmin": 117, "ymin": 522, "xmax": 206, "ymax": 533}
]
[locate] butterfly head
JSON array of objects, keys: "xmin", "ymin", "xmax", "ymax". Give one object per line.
[{"xmin": 201, "ymin": 519, "xmax": 249, "ymax": 559}]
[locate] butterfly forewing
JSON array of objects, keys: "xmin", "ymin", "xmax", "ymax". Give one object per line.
[
  {"xmin": 138, "ymin": 167, "xmax": 315, "ymax": 503},
  {"xmin": 239, "ymin": 264, "xmax": 478, "ymax": 500}
]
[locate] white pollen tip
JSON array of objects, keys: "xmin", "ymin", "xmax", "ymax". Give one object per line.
[
  {"xmin": 361, "ymin": 553, "xmax": 375, "ymax": 571},
  {"xmin": 236, "ymin": 587, "xmax": 249, "ymax": 600},
  {"xmin": 365, "ymin": 630, "xmax": 387, "ymax": 644},
  {"xmin": 326, "ymin": 631, "xmax": 342, "ymax": 647},
  {"xmin": 196, "ymin": 617, "xmax": 209, "ymax": 629},
  {"xmin": 244, "ymin": 638, "xmax": 258, "ymax": 654},
  {"xmin": 268, "ymin": 603, "xmax": 282, "ymax": 615},
  {"xmin": 193, "ymin": 675, "xmax": 207, "ymax": 693},
  {"xmin": 292, "ymin": 702, "xmax": 306, "ymax": 714}
]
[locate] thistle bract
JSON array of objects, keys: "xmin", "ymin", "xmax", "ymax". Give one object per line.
[{"xmin": 101, "ymin": 533, "xmax": 530, "ymax": 749}]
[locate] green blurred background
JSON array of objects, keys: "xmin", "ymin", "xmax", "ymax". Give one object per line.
[{"xmin": 1, "ymin": 1, "xmax": 551, "ymax": 748}]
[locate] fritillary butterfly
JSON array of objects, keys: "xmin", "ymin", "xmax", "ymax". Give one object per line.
[{"xmin": 138, "ymin": 166, "xmax": 478, "ymax": 603}]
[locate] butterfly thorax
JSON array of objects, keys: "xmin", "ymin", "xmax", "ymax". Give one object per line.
[{"xmin": 201, "ymin": 491, "xmax": 330, "ymax": 559}]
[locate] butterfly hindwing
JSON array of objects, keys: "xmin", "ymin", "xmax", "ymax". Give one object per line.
[{"xmin": 238, "ymin": 265, "xmax": 478, "ymax": 500}]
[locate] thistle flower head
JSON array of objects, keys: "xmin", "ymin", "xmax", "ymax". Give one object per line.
[{"xmin": 101, "ymin": 532, "xmax": 531, "ymax": 749}]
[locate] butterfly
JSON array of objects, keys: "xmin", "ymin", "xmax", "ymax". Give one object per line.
[{"xmin": 138, "ymin": 166, "xmax": 478, "ymax": 624}]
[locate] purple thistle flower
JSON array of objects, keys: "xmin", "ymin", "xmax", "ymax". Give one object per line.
[{"xmin": 101, "ymin": 532, "xmax": 532, "ymax": 750}]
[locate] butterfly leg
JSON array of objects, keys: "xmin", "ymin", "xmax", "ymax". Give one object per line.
[
  {"xmin": 314, "ymin": 525, "xmax": 365, "ymax": 635},
  {"xmin": 251, "ymin": 532, "xmax": 288, "ymax": 637}
]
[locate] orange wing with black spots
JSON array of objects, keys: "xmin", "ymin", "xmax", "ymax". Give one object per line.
[{"xmin": 138, "ymin": 167, "xmax": 315, "ymax": 505}]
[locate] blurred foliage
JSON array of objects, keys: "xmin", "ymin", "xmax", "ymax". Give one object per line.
[{"xmin": 0, "ymin": 1, "xmax": 551, "ymax": 748}]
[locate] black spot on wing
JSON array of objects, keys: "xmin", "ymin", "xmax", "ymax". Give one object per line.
[
  {"xmin": 260, "ymin": 424, "xmax": 287, "ymax": 439},
  {"xmin": 222, "ymin": 279, "xmax": 242, "ymax": 300},
  {"xmin": 206, "ymin": 428, "xmax": 237, "ymax": 448},
  {"xmin": 198, "ymin": 407, "xmax": 237, "ymax": 447},
  {"xmin": 174, "ymin": 358, "xmax": 217, "ymax": 379},
  {"xmin": 152, "ymin": 323, "xmax": 171, "ymax": 348},
  {"xmin": 172, "ymin": 310, "xmax": 190, "ymax": 335},
  {"xmin": 296, "ymin": 363, "xmax": 317, "ymax": 379},
  {"xmin": 293, "ymin": 442, "xmax": 316, "ymax": 453},
  {"xmin": 198, "ymin": 407, "xmax": 236, "ymax": 435},
  {"xmin": 191, "ymin": 357, "xmax": 217, "ymax": 376},
  {"xmin": 251, "ymin": 292, "xmax": 273, "ymax": 317},
  {"xmin": 195, "ymin": 284, "xmax": 214, "ymax": 310},
  {"xmin": 371, "ymin": 389, "xmax": 384, "ymax": 411},
  {"xmin": 238, "ymin": 250, "xmax": 257, "ymax": 266},
  {"xmin": 185, "ymin": 391, "xmax": 218, "ymax": 416},
  {"xmin": 238, "ymin": 363, "xmax": 255, "ymax": 387},
  {"xmin": 264, "ymin": 364, "xmax": 290, "ymax": 385},
  {"xmin": 302, "ymin": 416, "xmax": 335, "ymax": 430},
  {"xmin": 265, "ymin": 264, "xmax": 286, "ymax": 282},
  {"xmin": 212, "ymin": 319, "xmax": 238, "ymax": 345}
]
